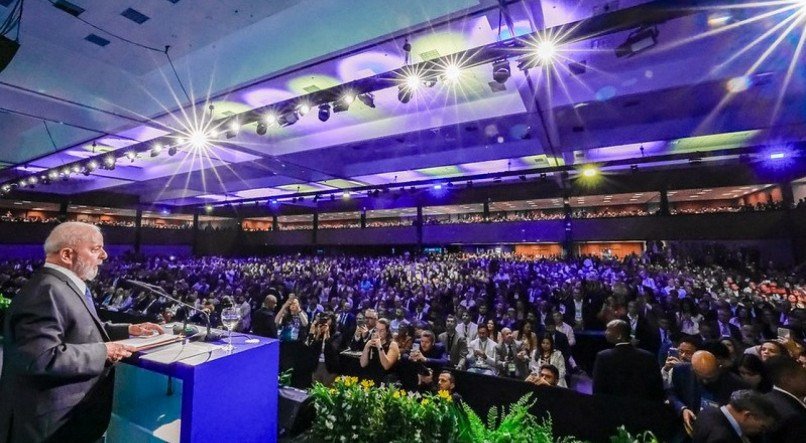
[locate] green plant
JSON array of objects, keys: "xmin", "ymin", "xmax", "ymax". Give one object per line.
[
  {"xmin": 0, "ymin": 293, "xmax": 11, "ymax": 310},
  {"xmin": 608, "ymin": 425, "xmax": 660, "ymax": 443},
  {"xmin": 278, "ymin": 368, "xmax": 293, "ymax": 387}
]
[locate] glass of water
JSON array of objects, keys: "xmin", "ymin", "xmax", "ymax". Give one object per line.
[{"xmin": 221, "ymin": 307, "xmax": 241, "ymax": 351}]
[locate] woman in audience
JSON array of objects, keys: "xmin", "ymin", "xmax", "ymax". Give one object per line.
[
  {"xmin": 275, "ymin": 295, "xmax": 309, "ymax": 342},
  {"xmin": 360, "ymin": 318, "xmax": 400, "ymax": 385},
  {"xmin": 486, "ymin": 319, "xmax": 502, "ymax": 344},
  {"xmin": 529, "ymin": 333, "xmax": 567, "ymax": 387},
  {"xmin": 515, "ymin": 321, "xmax": 538, "ymax": 356},
  {"xmin": 735, "ymin": 354, "xmax": 771, "ymax": 392},
  {"xmin": 757, "ymin": 339, "xmax": 789, "ymax": 362}
]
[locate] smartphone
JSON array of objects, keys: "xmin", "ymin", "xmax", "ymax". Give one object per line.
[
  {"xmin": 667, "ymin": 348, "xmax": 679, "ymax": 359},
  {"xmin": 777, "ymin": 327, "xmax": 791, "ymax": 340},
  {"xmin": 412, "ymin": 343, "xmax": 420, "ymax": 353}
]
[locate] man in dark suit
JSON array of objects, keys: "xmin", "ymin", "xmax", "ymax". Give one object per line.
[
  {"xmin": 715, "ymin": 308, "xmax": 741, "ymax": 341},
  {"xmin": 763, "ymin": 356, "xmax": 806, "ymax": 443},
  {"xmin": 251, "ymin": 294, "xmax": 278, "ymax": 338},
  {"xmin": 667, "ymin": 350, "xmax": 750, "ymax": 436},
  {"xmin": 438, "ymin": 315, "xmax": 468, "ymax": 369},
  {"xmin": 692, "ymin": 390, "xmax": 778, "ymax": 443},
  {"xmin": 0, "ymin": 222, "xmax": 162, "ymax": 443},
  {"xmin": 592, "ymin": 319, "xmax": 665, "ymax": 402}
]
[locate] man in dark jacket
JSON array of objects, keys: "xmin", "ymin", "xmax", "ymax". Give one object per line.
[
  {"xmin": 592, "ymin": 319, "xmax": 665, "ymax": 402},
  {"xmin": 251, "ymin": 294, "xmax": 278, "ymax": 338},
  {"xmin": 692, "ymin": 390, "xmax": 778, "ymax": 443},
  {"xmin": 762, "ymin": 356, "xmax": 806, "ymax": 443},
  {"xmin": 0, "ymin": 222, "xmax": 162, "ymax": 443}
]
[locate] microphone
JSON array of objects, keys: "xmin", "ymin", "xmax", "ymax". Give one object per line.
[{"xmin": 125, "ymin": 279, "xmax": 224, "ymax": 342}]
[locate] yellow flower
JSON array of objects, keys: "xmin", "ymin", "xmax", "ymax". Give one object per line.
[
  {"xmin": 437, "ymin": 390, "xmax": 452, "ymax": 402},
  {"xmin": 329, "ymin": 388, "xmax": 337, "ymax": 395},
  {"xmin": 393, "ymin": 391, "xmax": 402, "ymax": 399},
  {"xmin": 421, "ymin": 399, "xmax": 430, "ymax": 406},
  {"xmin": 360, "ymin": 380, "xmax": 374, "ymax": 390}
]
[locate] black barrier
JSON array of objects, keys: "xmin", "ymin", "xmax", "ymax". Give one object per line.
[{"xmin": 337, "ymin": 353, "xmax": 679, "ymax": 442}]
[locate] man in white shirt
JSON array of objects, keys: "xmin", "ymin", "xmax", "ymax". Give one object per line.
[
  {"xmin": 455, "ymin": 311, "xmax": 478, "ymax": 342},
  {"xmin": 466, "ymin": 324, "xmax": 496, "ymax": 376},
  {"xmin": 552, "ymin": 311, "xmax": 575, "ymax": 347}
]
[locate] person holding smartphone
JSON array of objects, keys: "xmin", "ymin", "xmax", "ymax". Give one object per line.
[{"xmin": 360, "ymin": 318, "xmax": 400, "ymax": 385}]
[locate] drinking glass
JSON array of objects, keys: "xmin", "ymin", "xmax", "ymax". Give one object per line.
[{"xmin": 221, "ymin": 307, "xmax": 241, "ymax": 351}]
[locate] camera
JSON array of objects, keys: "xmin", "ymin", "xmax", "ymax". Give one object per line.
[{"xmin": 667, "ymin": 348, "xmax": 679, "ymax": 359}]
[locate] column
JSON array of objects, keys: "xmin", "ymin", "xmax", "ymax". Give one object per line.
[
  {"xmin": 659, "ymin": 188, "xmax": 670, "ymax": 216},
  {"xmin": 134, "ymin": 209, "xmax": 143, "ymax": 255},
  {"xmin": 192, "ymin": 213, "xmax": 199, "ymax": 256},
  {"xmin": 360, "ymin": 209, "xmax": 367, "ymax": 229},
  {"xmin": 416, "ymin": 205, "xmax": 423, "ymax": 247},
  {"xmin": 58, "ymin": 201, "xmax": 68, "ymax": 222},
  {"xmin": 272, "ymin": 215, "xmax": 279, "ymax": 232},
  {"xmin": 312, "ymin": 211, "xmax": 319, "ymax": 245},
  {"xmin": 483, "ymin": 201, "xmax": 490, "ymax": 222},
  {"xmin": 562, "ymin": 196, "xmax": 573, "ymax": 258}
]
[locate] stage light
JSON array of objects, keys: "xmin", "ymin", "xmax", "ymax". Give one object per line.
[
  {"xmin": 342, "ymin": 191, "xmax": 351, "ymax": 199},
  {"xmin": 151, "ymin": 144, "xmax": 163, "ymax": 157},
  {"xmin": 87, "ymin": 160, "xmax": 98, "ymax": 171},
  {"xmin": 769, "ymin": 152, "xmax": 786, "ymax": 160},
  {"xmin": 318, "ymin": 104, "xmax": 331, "ymax": 122},
  {"xmin": 398, "ymin": 85, "xmax": 413, "ymax": 103},
  {"xmin": 71, "ymin": 164, "xmax": 81, "ymax": 173},
  {"xmin": 205, "ymin": 204, "xmax": 213, "ymax": 213},
  {"xmin": 582, "ymin": 166, "xmax": 598, "ymax": 177},
  {"xmin": 48, "ymin": 170, "xmax": 58, "ymax": 180},
  {"xmin": 256, "ymin": 122, "xmax": 268, "ymax": 135},
  {"xmin": 278, "ymin": 112, "xmax": 299, "ymax": 127},
  {"xmin": 265, "ymin": 113, "xmax": 278, "ymax": 126},
  {"xmin": 1, "ymin": 184, "xmax": 10, "ymax": 193},
  {"xmin": 405, "ymin": 74, "xmax": 422, "ymax": 91},
  {"xmin": 226, "ymin": 121, "xmax": 239, "ymax": 139},
  {"xmin": 125, "ymin": 151, "xmax": 136, "ymax": 161},
  {"xmin": 297, "ymin": 103, "xmax": 311, "ymax": 116},
  {"xmin": 189, "ymin": 130, "xmax": 208, "ymax": 150},
  {"xmin": 168, "ymin": 146, "xmax": 178, "ymax": 156},
  {"xmin": 433, "ymin": 184, "xmax": 442, "ymax": 190},
  {"xmin": 18, "ymin": 180, "xmax": 26, "ymax": 188},
  {"xmin": 443, "ymin": 63, "xmax": 463, "ymax": 84},
  {"xmin": 270, "ymin": 199, "xmax": 279, "ymax": 205},
  {"xmin": 492, "ymin": 59, "xmax": 511, "ymax": 84},
  {"xmin": 28, "ymin": 176, "xmax": 38, "ymax": 185},
  {"xmin": 615, "ymin": 26, "xmax": 659, "ymax": 58},
  {"xmin": 357, "ymin": 93, "xmax": 375, "ymax": 108}
]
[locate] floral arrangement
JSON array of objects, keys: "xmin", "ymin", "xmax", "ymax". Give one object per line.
[
  {"xmin": 309, "ymin": 376, "xmax": 457, "ymax": 442},
  {"xmin": 308, "ymin": 376, "xmax": 660, "ymax": 443}
]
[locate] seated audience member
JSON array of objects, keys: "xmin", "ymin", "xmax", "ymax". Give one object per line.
[
  {"xmin": 360, "ymin": 318, "xmax": 400, "ymax": 385},
  {"xmin": 495, "ymin": 328, "xmax": 529, "ymax": 379},
  {"xmin": 735, "ymin": 354, "xmax": 771, "ymax": 392},
  {"xmin": 593, "ymin": 320, "xmax": 664, "ymax": 402},
  {"xmin": 763, "ymin": 356, "xmax": 806, "ymax": 443},
  {"xmin": 526, "ymin": 364, "xmax": 563, "ymax": 388},
  {"xmin": 486, "ymin": 319, "xmax": 502, "ymax": 344},
  {"xmin": 466, "ymin": 324, "xmax": 497, "ymax": 376},
  {"xmin": 529, "ymin": 333, "xmax": 567, "ymax": 388},
  {"xmin": 410, "ymin": 330, "xmax": 448, "ymax": 371},
  {"xmin": 251, "ymin": 294, "xmax": 278, "ymax": 338},
  {"xmin": 515, "ymin": 321, "xmax": 538, "ymax": 356},
  {"xmin": 692, "ymin": 390, "xmax": 778, "ymax": 443},
  {"xmin": 438, "ymin": 315, "xmax": 468, "ymax": 369},
  {"xmin": 456, "ymin": 312, "xmax": 478, "ymax": 342},
  {"xmin": 667, "ymin": 350, "xmax": 750, "ymax": 436}
]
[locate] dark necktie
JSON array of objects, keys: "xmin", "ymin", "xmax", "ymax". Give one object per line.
[{"xmin": 84, "ymin": 286, "xmax": 98, "ymax": 318}]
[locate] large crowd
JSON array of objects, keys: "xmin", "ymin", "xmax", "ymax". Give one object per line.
[{"xmin": 1, "ymin": 246, "xmax": 804, "ymax": 441}]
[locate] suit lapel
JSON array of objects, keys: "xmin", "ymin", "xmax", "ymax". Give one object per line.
[{"xmin": 42, "ymin": 268, "xmax": 110, "ymax": 341}]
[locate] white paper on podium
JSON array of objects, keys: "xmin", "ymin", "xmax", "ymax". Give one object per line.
[
  {"xmin": 114, "ymin": 334, "xmax": 183, "ymax": 351},
  {"xmin": 139, "ymin": 342, "xmax": 222, "ymax": 364}
]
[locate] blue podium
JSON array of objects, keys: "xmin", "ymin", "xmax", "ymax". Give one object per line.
[{"xmin": 107, "ymin": 330, "xmax": 278, "ymax": 443}]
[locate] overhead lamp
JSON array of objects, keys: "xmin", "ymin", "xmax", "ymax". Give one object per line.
[
  {"xmin": 433, "ymin": 184, "xmax": 443, "ymax": 190},
  {"xmin": 318, "ymin": 104, "xmax": 331, "ymax": 122},
  {"xmin": 492, "ymin": 59, "xmax": 511, "ymax": 84},
  {"xmin": 256, "ymin": 122, "xmax": 268, "ymax": 135},
  {"xmin": 205, "ymin": 204, "xmax": 213, "ymax": 213},
  {"xmin": 357, "ymin": 93, "xmax": 375, "ymax": 108},
  {"xmin": 1, "ymin": 184, "xmax": 10, "ymax": 193},
  {"xmin": 70, "ymin": 164, "xmax": 81, "ymax": 173},
  {"xmin": 342, "ymin": 191, "xmax": 351, "ymax": 199},
  {"xmin": 334, "ymin": 92, "xmax": 354, "ymax": 113},
  {"xmin": 151, "ymin": 144, "xmax": 163, "ymax": 157},
  {"xmin": 397, "ymin": 85, "xmax": 413, "ymax": 103},
  {"xmin": 125, "ymin": 151, "xmax": 136, "ymax": 161},
  {"xmin": 405, "ymin": 74, "xmax": 422, "ymax": 91},
  {"xmin": 18, "ymin": 180, "xmax": 27, "ymax": 188},
  {"xmin": 28, "ymin": 176, "xmax": 38, "ymax": 185},
  {"xmin": 168, "ymin": 146, "xmax": 178, "ymax": 156},
  {"xmin": 47, "ymin": 170, "xmax": 58, "ymax": 180},
  {"xmin": 264, "ymin": 113, "xmax": 278, "ymax": 126},
  {"xmin": 615, "ymin": 26, "xmax": 659, "ymax": 58},
  {"xmin": 86, "ymin": 160, "xmax": 98, "ymax": 171},
  {"xmin": 103, "ymin": 155, "xmax": 116, "ymax": 168}
]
